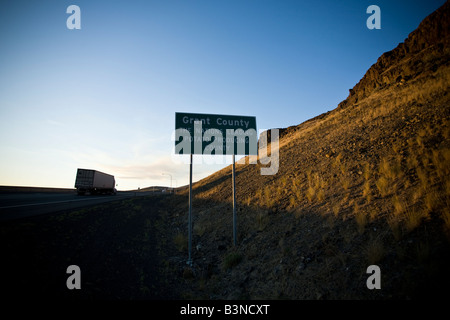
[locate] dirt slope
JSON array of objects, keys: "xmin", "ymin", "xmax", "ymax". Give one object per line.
[{"xmin": 161, "ymin": 1, "xmax": 450, "ymax": 299}]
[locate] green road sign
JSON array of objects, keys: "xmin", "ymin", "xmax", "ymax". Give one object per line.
[{"xmin": 175, "ymin": 112, "xmax": 257, "ymax": 155}]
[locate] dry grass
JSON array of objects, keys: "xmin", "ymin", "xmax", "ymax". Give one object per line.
[
  {"xmin": 341, "ymin": 175, "xmax": 351, "ymax": 191},
  {"xmin": 332, "ymin": 203, "xmax": 340, "ymax": 217},
  {"xmin": 442, "ymin": 207, "xmax": 450, "ymax": 237},
  {"xmin": 317, "ymin": 189, "xmax": 325, "ymax": 202},
  {"xmin": 363, "ymin": 181, "xmax": 372, "ymax": 202},
  {"xmin": 387, "ymin": 214, "xmax": 402, "ymax": 241},
  {"xmin": 174, "ymin": 233, "xmax": 187, "ymax": 252},
  {"xmin": 416, "ymin": 167, "xmax": 428, "ymax": 189},
  {"xmin": 363, "ymin": 162, "xmax": 371, "ymax": 180},
  {"xmin": 306, "ymin": 186, "xmax": 315, "ymax": 203},
  {"xmin": 423, "ymin": 191, "xmax": 439, "ymax": 214},
  {"xmin": 407, "ymin": 151, "xmax": 419, "ymax": 170},
  {"xmin": 354, "ymin": 203, "xmax": 367, "ymax": 234},
  {"xmin": 392, "ymin": 195, "xmax": 407, "ymax": 216},
  {"xmin": 257, "ymin": 210, "xmax": 270, "ymax": 231},
  {"xmin": 405, "ymin": 207, "xmax": 427, "ymax": 233},
  {"xmin": 366, "ymin": 237, "xmax": 385, "ymax": 265},
  {"xmin": 290, "ymin": 177, "xmax": 303, "ymax": 208},
  {"xmin": 376, "ymin": 176, "xmax": 390, "ymax": 197}
]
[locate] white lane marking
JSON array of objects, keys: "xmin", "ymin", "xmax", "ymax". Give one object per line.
[{"xmin": 0, "ymin": 196, "xmax": 124, "ymax": 209}]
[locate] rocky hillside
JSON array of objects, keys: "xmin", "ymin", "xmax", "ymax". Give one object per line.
[
  {"xmin": 161, "ymin": 1, "xmax": 450, "ymax": 299},
  {"xmin": 1, "ymin": 2, "xmax": 448, "ymax": 302}
]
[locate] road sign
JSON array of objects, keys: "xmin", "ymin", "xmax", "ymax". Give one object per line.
[
  {"xmin": 176, "ymin": 112, "xmax": 257, "ymax": 265},
  {"xmin": 175, "ymin": 112, "xmax": 257, "ymax": 155}
]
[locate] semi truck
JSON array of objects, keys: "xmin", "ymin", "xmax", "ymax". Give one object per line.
[{"xmin": 75, "ymin": 168, "xmax": 117, "ymax": 195}]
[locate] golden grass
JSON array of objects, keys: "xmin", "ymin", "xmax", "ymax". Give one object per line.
[
  {"xmin": 306, "ymin": 186, "xmax": 315, "ymax": 203},
  {"xmin": 407, "ymin": 155, "xmax": 419, "ymax": 171},
  {"xmin": 263, "ymin": 185, "xmax": 276, "ymax": 208},
  {"xmin": 376, "ymin": 176, "xmax": 389, "ymax": 197},
  {"xmin": 392, "ymin": 195, "xmax": 407, "ymax": 216},
  {"xmin": 423, "ymin": 190, "xmax": 440, "ymax": 214},
  {"xmin": 354, "ymin": 203, "xmax": 367, "ymax": 234},
  {"xmin": 405, "ymin": 207, "xmax": 428, "ymax": 232},
  {"xmin": 341, "ymin": 177, "xmax": 351, "ymax": 191},
  {"xmin": 363, "ymin": 180, "xmax": 372, "ymax": 202},
  {"xmin": 332, "ymin": 203, "xmax": 340, "ymax": 217},
  {"xmin": 416, "ymin": 167, "xmax": 428, "ymax": 188},
  {"xmin": 387, "ymin": 214, "xmax": 402, "ymax": 241},
  {"xmin": 317, "ymin": 189, "xmax": 325, "ymax": 202},
  {"xmin": 363, "ymin": 162, "xmax": 371, "ymax": 180},
  {"xmin": 229, "ymin": 72, "xmax": 449, "ymax": 247}
]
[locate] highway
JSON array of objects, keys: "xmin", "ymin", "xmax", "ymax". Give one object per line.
[{"xmin": 0, "ymin": 191, "xmax": 157, "ymax": 221}]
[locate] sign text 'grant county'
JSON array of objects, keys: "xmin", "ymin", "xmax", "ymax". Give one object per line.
[{"xmin": 175, "ymin": 112, "xmax": 257, "ymax": 155}]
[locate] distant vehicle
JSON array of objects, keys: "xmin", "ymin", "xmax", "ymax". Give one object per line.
[{"xmin": 75, "ymin": 168, "xmax": 116, "ymax": 195}]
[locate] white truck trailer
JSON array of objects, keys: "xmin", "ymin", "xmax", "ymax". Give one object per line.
[{"xmin": 75, "ymin": 168, "xmax": 116, "ymax": 195}]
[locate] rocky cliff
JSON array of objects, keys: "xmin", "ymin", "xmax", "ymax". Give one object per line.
[{"xmin": 341, "ymin": 0, "xmax": 450, "ymax": 108}]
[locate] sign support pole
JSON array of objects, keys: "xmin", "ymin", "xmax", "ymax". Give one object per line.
[
  {"xmin": 188, "ymin": 153, "xmax": 193, "ymax": 266},
  {"xmin": 232, "ymin": 154, "xmax": 237, "ymax": 246}
]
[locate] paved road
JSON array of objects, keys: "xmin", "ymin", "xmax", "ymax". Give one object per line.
[{"xmin": 0, "ymin": 191, "xmax": 159, "ymax": 221}]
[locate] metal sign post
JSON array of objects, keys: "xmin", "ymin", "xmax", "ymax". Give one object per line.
[
  {"xmin": 232, "ymin": 154, "xmax": 237, "ymax": 246},
  {"xmin": 188, "ymin": 153, "xmax": 193, "ymax": 266}
]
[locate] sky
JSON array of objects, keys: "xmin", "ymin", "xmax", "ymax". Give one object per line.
[{"xmin": 0, "ymin": 0, "xmax": 446, "ymax": 190}]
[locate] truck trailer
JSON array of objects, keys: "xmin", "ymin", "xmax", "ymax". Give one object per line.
[{"xmin": 75, "ymin": 168, "xmax": 116, "ymax": 195}]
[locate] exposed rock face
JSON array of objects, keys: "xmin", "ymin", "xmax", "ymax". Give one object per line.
[{"xmin": 339, "ymin": 0, "xmax": 450, "ymax": 108}]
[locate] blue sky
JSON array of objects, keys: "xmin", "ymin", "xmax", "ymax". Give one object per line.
[{"xmin": 0, "ymin": 0, "xmax": 445, "ymax": 190}]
